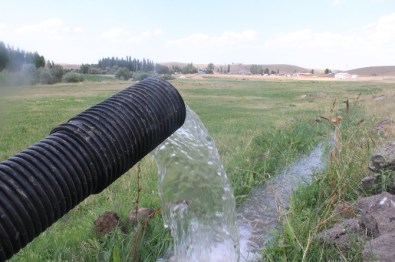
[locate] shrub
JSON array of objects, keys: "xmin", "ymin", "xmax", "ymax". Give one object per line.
[
  {"xmin": 38, "ymin": 68, "xmax": 55, "ymax": 84},
  {"xmin": 115, "ymin": 67, "xmax": 131, "ymax": 80},
  {"xmin": 62, "ymin": 72, "xmax": 84, "ymax": 83},
  {"xmin": 50, "ymin": 65, "xmax": 64, "ymax": 82},
  {"xmin": 160, "ymin": 74, "xmax": 175, "ymax": 81},
  {"xmin": 88, "ymin": 67, "xmax": 103, "ymax": 74}
]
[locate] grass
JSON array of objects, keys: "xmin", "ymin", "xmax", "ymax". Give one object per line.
[
  {"xmin": 0, "ymin": 77, "xmax": 394, "ymax": 261},
  {"xmin": 263, "ymin": 87, "xmax": 395, "ymax": 261},
  {"xmin": 82, "ymin": 74, "xmax": 116, "ymax": 82}
]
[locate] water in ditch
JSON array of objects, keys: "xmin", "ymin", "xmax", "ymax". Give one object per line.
[
  {"xmin": 237, "ymin": 145, "xmax": 325, "ymax": 261},
  {"xmin": 153, "ymin": 106, "xmax": 327, "ymax": 261}
]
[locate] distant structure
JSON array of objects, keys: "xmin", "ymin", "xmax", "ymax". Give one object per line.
[
  {"xmin": 198, "ymin": 68, "xmax": 207, "ymax": 74},
  {"xmin": 335, "ymin": 72, "xmax": 358, "ymax": 79},
  {"xmin": 295, "ymin": 72, "xmax": 313, "ymax": 77},
  {"xmin": 238, "ymin": 69, "xmax": 251, "ymax": 75}
]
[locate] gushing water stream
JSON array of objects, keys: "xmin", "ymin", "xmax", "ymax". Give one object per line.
[
  {"xmin": 153, "ymin": 106, "xmax": 239, "ymax": 261},
  {"xmin": 153, "ymin": 106, "xmax": 327, "ymax": 261}
]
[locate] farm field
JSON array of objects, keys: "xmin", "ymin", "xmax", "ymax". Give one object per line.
[{"xmin": 1, "ymin": 77, "xmax": 394, "ymax": 261}]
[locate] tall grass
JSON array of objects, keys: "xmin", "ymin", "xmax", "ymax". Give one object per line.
[{"xmin": 263, "ymin": 95, "xmax": 393, "ymax": 261}]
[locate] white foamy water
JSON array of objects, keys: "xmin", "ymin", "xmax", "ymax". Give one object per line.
[{"xmin": 152, "ymin": 106, "xmax": 239, "ymax": 262}]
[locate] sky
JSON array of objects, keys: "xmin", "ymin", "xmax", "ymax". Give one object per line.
[{"xmin": 1, "ymin": 0, "xmax": 395, "ymax": 70}]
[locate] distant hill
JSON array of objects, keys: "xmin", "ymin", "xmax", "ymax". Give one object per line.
[
  {"xmin": 347, "ymin": 66, "xmax": 395, "ymax": 76},
  {"xmin": 159, "ymin": 62, "xmax": 309, "ymax": 74},
  {"xmin": 229, "ymin": 64, "xmax": 309, "ymax": 75}
]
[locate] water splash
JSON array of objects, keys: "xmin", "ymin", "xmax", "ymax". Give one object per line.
[{"xmin": 152, "ymin": 106, "xmax": 239, "ymax": 261}]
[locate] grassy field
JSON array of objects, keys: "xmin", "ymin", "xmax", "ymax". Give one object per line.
[{"xmin": 0, "ymin": 77, "xmax": 394, "ymax": 261}]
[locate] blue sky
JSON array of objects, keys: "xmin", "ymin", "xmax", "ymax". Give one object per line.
[{"xmin": 1, "ymin": 0, "xmax": 394, "ymax": 69}]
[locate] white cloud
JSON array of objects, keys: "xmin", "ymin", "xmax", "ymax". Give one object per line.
[
  {"xmin": 167, "ymin": 30, "xmax": 257, "ymax": 48},
  {"xmin": 101, "ymin": 28, "xmax": 162, "ymax": 44},
  {"xmin": 100, "ymin": 28, "xmax": 129, "ymax": 43},
  {"xmin": 17, "ymin": 18, "xmax": 64, "ymax": 34},
  {"xmin": 266, "ymin": 29, "xmax": 355, "ymax": 50},
  {"xmin": 73, "ymin": 27, "xmax": 83, "ymax": 33},
  {"xmin": 0, "ymin": 22, "xmax": 6, "ymax": 30},
  {"xmin": 161, "ymin": 30, "xmax": 257, "ymax": 64},
  {"xmin": 263, "ymin": 12, "xmax": 395, "ymax": 68}
]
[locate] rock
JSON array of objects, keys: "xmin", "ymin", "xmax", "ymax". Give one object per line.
[
  {"xmin": 373, "ymin": 95, "xmax": 385, "ymax": 101},
  {"xmin": 94, "ymin": 211, "xmax": 125, "ymax": 236},
  {"xmin": 317, "ymin": 192, "xmax": 395, "ymax": 256},
  {"xmin": 129, "ymin": 208, "xmax": 155, "ymax": 226},
  {"xmin": 360, "ymin": 172, "xmax": 395, "ymax": 194},
  {"xmin": 359, "ymin": 211, "xmax": 380, "ymax": 238},
  {"xmin": 332, "ymin": 202, "xmax": 358, "ymax": 220},
  {"xmin": 316, "ymin": 219, "xmax": 364, "ymax": 251},
  {"xmin": 368, "ymin": 141, "xmax": 395, "ymax": 173},
  {"xmin": 373, "ymin": 119, "xmax": 395, "ymax": 136},
  {"xmin": 363, "ymin": 232, "xmax": 395, "ymax": 262},
  {"xmin": 357, "ymin": 192, "xmax": 395, "ymax": 234},
  {"xmin": 360, "ymin": 175, "xmax": 381, "ymax": 194}
]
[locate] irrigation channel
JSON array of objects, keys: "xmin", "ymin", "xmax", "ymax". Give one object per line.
[{"xmin": 153, "ymin": 106, "xmax": 327, "ymax": 261}]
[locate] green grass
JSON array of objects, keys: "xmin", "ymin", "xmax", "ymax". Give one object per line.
[
  {"xmin": 82, "ymin": 74, "xmax": 116, "ymax": 82},
  {"xmin": 1, "ymin": 77, "xmax": 393, "ymax": 261},
  {"xmin": 263, "ymin": 94, "xmax": 395, "ymax": 261}
]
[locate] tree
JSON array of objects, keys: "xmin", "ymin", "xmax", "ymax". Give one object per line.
[
  {"xmin": 80, "ymin": 64, "xmax": 90, "ymax": 74},
  {"xmin": 155, "ymin": 64, "xmax": 169, "ymax": 74},
  {"xmin": 181, "ymin": 63, "xmax": 197, "ymax": 74},
  {"xmin": 324, "ymin": 68, "xmax": 332, "ymax": 74},
  {"xmin": 38, "ymin": 68, "xmax": 55, "ymax": 84},
  {"xmin": 227, "ymin": 64, "xmax": 230, "ymax": 73},
  {"xmin": 250, "ymin": 65, "xmax": 263, "ymax": 75},
  {"xmin": 206, "ymin": 63, "xmax": 214, "ymax": 74},
  {"xmin": 50, "ymin": 65, "xmax": 64, "ymax": 82},
  {"xmin": 311, "ymin": 69, "xmax": 315, "ymax": 74},
  {"xmin": 33, "ymin": 52, "xmax": 45, "ymax": 68},
  {"xmin": 0, "ymin": 41, "xmax": 9, "ymax": 71},
  {"xmin": 115, "ymin": 67, "xmax": 131, "ymax": 80},
  {"xmin": 264, "ymin": 68, "xmax": 269, "ymax": 75}
]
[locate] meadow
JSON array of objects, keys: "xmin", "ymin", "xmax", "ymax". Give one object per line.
[{"xmin": 1, "ymin": 76, "xmax": 394, "ymax": 261}]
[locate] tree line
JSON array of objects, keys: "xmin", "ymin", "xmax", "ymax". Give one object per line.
[
  {"xmin": 0, "ymin": 41, "xmax": 85, "ymax": 86},
  {"xmin": 0, "ymin": 41, "xmax": 45, "ymax": 72},
  {"xmin": 97, "ymin": 57, "xmax": 155, "ymax": 72}
]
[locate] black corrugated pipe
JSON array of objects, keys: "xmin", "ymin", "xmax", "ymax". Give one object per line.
[{"xmin": 0, "ymin": 77, "xmax": 186, "ymax": 260}]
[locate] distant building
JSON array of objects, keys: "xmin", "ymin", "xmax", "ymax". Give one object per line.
[
  {"xmin": 295, "ymin": 72, "xmax": 313, "ymax": 77},
  {"xmin": 198, "ymin": 69, "xmax": 207, "ymax": 74},
  {"xmin": 335, "ymin": 72, "xmax": 351, "ymax": 79},
  {"xmin": 238, "ymin": 70, "xmax": 251, "ymax": 75}
]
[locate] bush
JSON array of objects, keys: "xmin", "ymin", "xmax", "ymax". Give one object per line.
[
  {"xmin": 38, "ymin": 68, "xmax": 55, "ymax": 84},
  {"xmin": 160, "ymin": 74, "xmax": 175, "ymax": 81},
  {"xmin": 88, "ymin": 67, "xmax": 103, "ymax": 74},
  {"xmin": 50, "ymin": 65, "xmax": 64, "ymax": 82},
  {"xmin": 115, "ymin": 67, "xmax": 131, "ymax": 80},
  {"xmin": 62, "ymin": 72, "xmax": 84, "ymax": 83}
]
